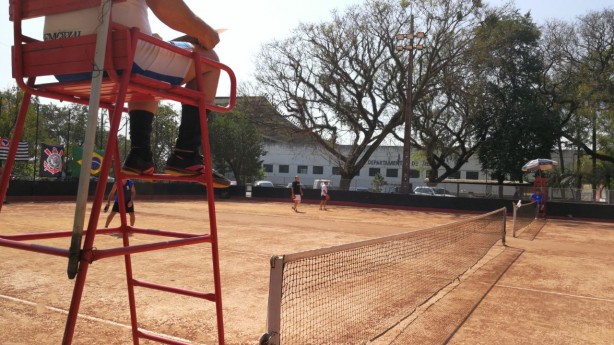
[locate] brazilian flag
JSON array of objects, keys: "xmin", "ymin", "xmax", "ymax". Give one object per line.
[{"xmin": 71, "ymin": 146, "xmax": 105, "ymax": 176}]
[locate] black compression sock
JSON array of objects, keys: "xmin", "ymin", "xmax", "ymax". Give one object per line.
[
  {"xmin": 175, "ymin": 105, "xmax": 208, "ymax": 151},
  {"xmin": 128, "ymin": 110, "xmax": 154, "ymax": 150}
]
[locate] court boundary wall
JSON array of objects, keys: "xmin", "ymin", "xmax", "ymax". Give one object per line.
[{"xmin": 4, "ymin": 181, "xmax": 613, "ymax": 221}]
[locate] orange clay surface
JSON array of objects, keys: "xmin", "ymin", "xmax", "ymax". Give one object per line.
[{"xmin": 0, "ymin": 199, "xmax": 613, "ymax": 344}]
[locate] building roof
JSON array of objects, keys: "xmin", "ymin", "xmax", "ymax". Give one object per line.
[{"xmin": 214, "ymin": 96, "xmax": 314, "ymax": 145}]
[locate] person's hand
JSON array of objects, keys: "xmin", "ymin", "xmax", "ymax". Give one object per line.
[
  {"xmin": 127, "ymin": 201, "xmax": 133, "ymax": 208},
  {"xmin": 196, "ymin": 24, "xmax": 220, "ymax": 50},
  {"xmin": 103, "ymin": 203, "xmax": 109, "ymax": 213}
]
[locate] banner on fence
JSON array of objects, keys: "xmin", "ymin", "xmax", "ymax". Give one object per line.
[
  {"xmin": 71, "ymin": 146, "xmax": 104, "ymax": 176},
  {"xmin": 0, "ymin": 138, "xmax": 29, "ymax": 161},
  {"xmin": 39, "ymin": 143, "xmax": 64, "ymax": 177}
]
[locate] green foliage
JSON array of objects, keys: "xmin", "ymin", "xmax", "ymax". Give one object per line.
[
  {"xmin": 255, "ymin": 0, "xmax": 490, "ymax": 189},
  {"xmin": 0, "ymin": 86, "xmax": 127, "ymax": 178},
  {"xmin": 371, "ymin": 172, "xmax": 387, "ymax": 192},
  {"xmin": 472, "ymin": 12, "xmax": 557, "ymax": 182},
  {"xmin": 542, "ymin": 9, "xmax": 614, "ymax": 175},
  {"xmin": 209, "ymin": 110, "xmax": 266, "ymax": 185},
  {"xmin": 151, "ymin": 104, "xmax": 179, "ymax": 171}
]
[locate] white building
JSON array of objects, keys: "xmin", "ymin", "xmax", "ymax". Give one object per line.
[{"xmin": 261, "ymin": 142, "xmax": 487, "ymax": 191}]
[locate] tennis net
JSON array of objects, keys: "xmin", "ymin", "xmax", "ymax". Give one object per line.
[
  {"xmin": 512, "ymin": 201, "xmax": 537, "ymax": 237},
  {"xmin": 260, "ymin": 208, "xmax": 506, "ymax": 345}
]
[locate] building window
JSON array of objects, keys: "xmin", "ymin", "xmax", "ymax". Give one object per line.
[
  {"xmin": 279, "ymin": 165, "xmax": 289, "ymax": 173},
  {"xmin": 369, "ymin": 168, "xmax": 380, "ymax": 177},
  {"xmin": 263, "ymin": 164, "xmax": 273, "ymax": 173},
  {"xmin": 386, "ymin": 169, "xmax": 398, "ymax": 178},
  {"xmin": 332, "ymin": 167, "xmax": 341, "ymax": 175},
  {"xmin": 448, "ymin": 171, "xmax": 461, "ymax": 179},
  {"xmin": 410, "ymin": 169, "xmax": 420, "ymax": 178},
  {"xmin": 297, "ymin": 165, "xmax": 308, "ymax": 174},
  {"xmin": 466, "ymin": 171, "xmax": 479, "ymax": 180},
  {"xmin": 313, "ymin": 166, "xmax": 324, "ymax": 175}
]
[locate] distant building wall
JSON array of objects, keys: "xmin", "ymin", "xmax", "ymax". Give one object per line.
[{"xmin": 259, "ymin": 143, "xmax": 575, "ymax": 192}]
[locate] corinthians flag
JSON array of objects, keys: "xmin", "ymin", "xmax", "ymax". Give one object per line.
[{"xmin": 39, "ymin": 143, "xmax": 64, "ymax": 177}]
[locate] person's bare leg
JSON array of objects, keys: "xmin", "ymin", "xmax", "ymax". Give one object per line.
[
  {"xmin": 128, "ymin": 101, "xmax": 158, "ymax": 114},
  {"xmin": 105, "ymin": 212, "xmax": 116, "ymax": 228},
  {"xmin": 129, "ymin": 212, "xmax": 135, "ymax": 226},
  {"xmin": 183, "ymin": 48, "xmax": 221, "ymax": 100}
]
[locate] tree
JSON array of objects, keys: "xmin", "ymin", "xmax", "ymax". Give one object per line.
[
  {"xmin": 0, "ymin": 88, "xmax": 54, "ymax": 178},
  {"xmin": 209, "ymin": 106, "xmax": 266, "ymax": 185},
  {"xmin": 0, "ymin": 86, "xmax": 25, "ymax": 139},
  {"xmin": 255, "ymin": 0, "xmax": 403, "ymax": 190},
  {"xmin": 401, "ymin": 0, "xmax": 490, "ymax": 184},
  {"xmin": 371, "ymin": 172, "xmax": 387, "ymax": 192},
  {"xmin": 151, "ymin": 104, "xmax": 179, "ymax": 172},
  {"xmin": 255, "ymin": 0, "xmax": 501, "ymax": 190},
  {"xmin": 541, "ymin": 9, "xmax": 614, "ymax": 188},
  {"xmin": 472, "ymin": 12, "xmax": 558, "ymax": 189},
  {"xmin": 37, "ymin": 102, "xmax": 89, "ymax": 178}
]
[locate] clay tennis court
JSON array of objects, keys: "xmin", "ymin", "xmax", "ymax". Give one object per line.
[{"xmin": 1, "ymin": 199, "xmax": 613, "ymax": 344}]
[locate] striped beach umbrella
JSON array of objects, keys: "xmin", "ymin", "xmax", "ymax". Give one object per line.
[{"xmin": 521, "ymin": 158, "xmax": 559, "ymax": 172}]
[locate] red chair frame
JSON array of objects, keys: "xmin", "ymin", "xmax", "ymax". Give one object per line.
[{"xmin": 1, "ymin": 0, "xmax": 236, "ymax": 344}]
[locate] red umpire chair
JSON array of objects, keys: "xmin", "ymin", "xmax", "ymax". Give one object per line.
[{"xmin": 0, "ymin": 0, "xmax": 235, "ymax": 344}]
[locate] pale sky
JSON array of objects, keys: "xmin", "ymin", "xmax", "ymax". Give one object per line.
[{"xmin": 0, "ymin": 0, "xmax": 611, "ymax": 95}]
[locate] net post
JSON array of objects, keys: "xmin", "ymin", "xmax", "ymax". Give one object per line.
[
  {"xmin": 512, "ymin": 202, "xmax": 518, "ymax": 238},
  {"xmin": 262, "ymin": 255, "xmax": 284, "ymax": 345},
  {"xmin": 501, "ymin": 207, "xmax": 507, "ymax": 245}
]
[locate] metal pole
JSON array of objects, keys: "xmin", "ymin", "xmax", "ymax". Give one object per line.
[
  {"xmin": 66, "ymin": 110, "xmax": 71, "ymax": 179},
  {"xmin": 124, "ymin": 118, "xmax": 128, "ymax": 157},
  {"xmin": 33, "ymin": 103, "xmax": 39, "ymax": 182},
  {"xmin": 400, "ymin": 15, "xmax": 415, "ymax": 194},
  {"xmin": 67, "ymin": 0, "xmax": 112, "ymax": 280}
]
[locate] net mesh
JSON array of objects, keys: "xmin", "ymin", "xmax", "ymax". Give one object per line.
[
  {"xmin": 274, "ymin": 208, "xmax": 505, "ymax": 345},
  {"xmin": 516, "ymin": 218, "xmax": 547, "ymax": 240},
  {"xmin": 512, "ymin": 201, "xmax": 537, "ymax": 237}
]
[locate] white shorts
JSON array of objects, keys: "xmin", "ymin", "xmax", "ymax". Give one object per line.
[
  {"xmin": 294, "ymin": 195, "xmax": 302, "ymax": 202},
  {"xmin": 45, "ymin": 2, "xmax": 193, "ymax": 86},
  {"xmin": 131, "ymin": 40, "xmax": 194, "ymax": 85},
  {"xmin": 55, "ymin": 41, "xmax": 193, "ymax": 86}
]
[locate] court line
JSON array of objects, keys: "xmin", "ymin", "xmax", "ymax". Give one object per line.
[
  {"xmin": 0, "ymin": 293, "xmax": 192, "ymax": 343},
  {"xmin": 496, "ymin": 284, "xmax": 614, "ymax": 303}
]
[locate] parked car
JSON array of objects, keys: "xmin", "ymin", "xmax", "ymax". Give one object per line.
[
  {"xmin": 254, "ymin": 180, "xmax": 274, "ymax": 187},
  {"xmin": 413, "ymin": 186, "xmax": 456, "ymax": 197},
  {"xmin": 349, "ymin": 186, "xmax": 370, "ymax": 192},
  {"xmin": 91, "ymin": 176, "xmax": 115, "ymax": 183}
]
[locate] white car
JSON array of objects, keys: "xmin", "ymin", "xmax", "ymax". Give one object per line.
[
  {"xmin": 413, "ymin": 186, "xmax": 456, "ymax": 197},
  {"xmin": 254, "ymin": 180, "xmax": 274, "ymax": 187},
  {"xmin": 349, "ymin": 186, "xmax": 370, "ymax": 192}
]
